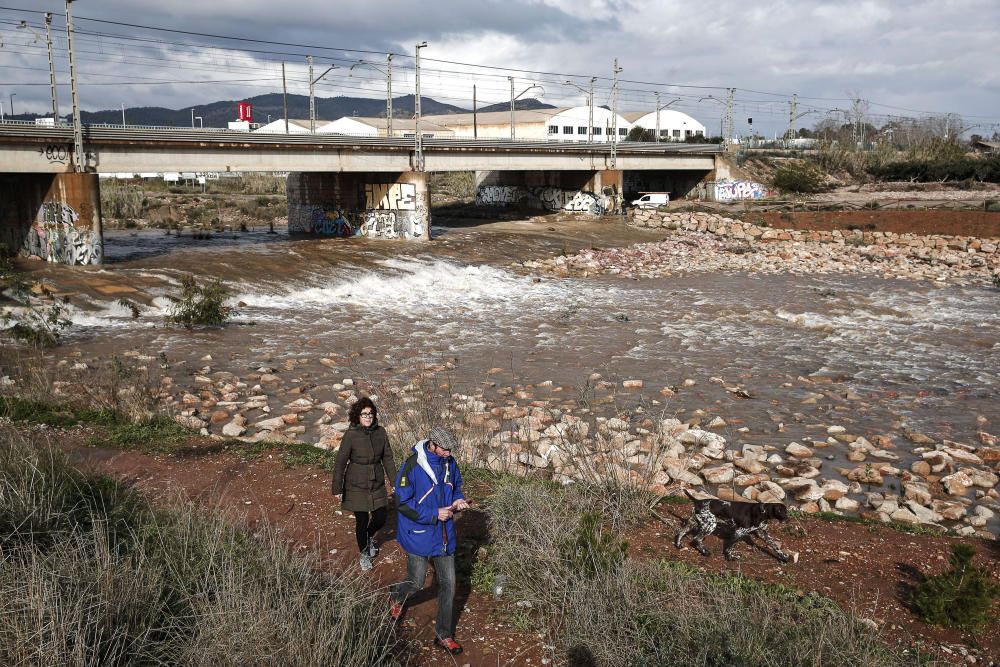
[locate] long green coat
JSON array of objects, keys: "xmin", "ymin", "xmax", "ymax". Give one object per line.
[{"xmin": 331, "ymin": 424, "xmax": 397, "ymax": 512}]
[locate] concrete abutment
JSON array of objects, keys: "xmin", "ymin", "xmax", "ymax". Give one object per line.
[
  {"xmin": 286, "ymin": 171, "xmax": 430, "ymax": 240},
  {"xmin": 0, "ymin": 172, "xmax": 103, "ymax": 265}
]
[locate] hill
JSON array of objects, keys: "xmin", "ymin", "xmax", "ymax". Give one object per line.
[{"xmin": 7, "ymin": 94, "xmax": 552, "ymax": 127}]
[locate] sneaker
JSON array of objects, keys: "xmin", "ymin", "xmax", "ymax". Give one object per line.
[
  {"xmin": 434, "ymin": 637, "xmax": 463, "ymax": 655},
  {"xmin": 359, "ymin": 553, "xmax": 373, "ymax": 571},
  {"xmin": 389, "ymin": 598, "xmax": 404, "ymax": 621},
  {"xmin": 366, "ymin": 539, "xmax": 379, "ymax": 558}
]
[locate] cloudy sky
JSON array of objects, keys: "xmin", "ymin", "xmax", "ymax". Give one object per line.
[{"xmin": 2, "ymin": 0, "xmax": 998, "ymax": 137}]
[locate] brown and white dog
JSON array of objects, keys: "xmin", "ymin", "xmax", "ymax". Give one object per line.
[{"xmin": 674, "ymin": 489, "xmax": 791, "ymax": 562}]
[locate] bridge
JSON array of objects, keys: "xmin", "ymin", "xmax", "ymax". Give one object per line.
[{"xmin": 0, "ymin": 122, "xmax": 725, "ymax": 265}]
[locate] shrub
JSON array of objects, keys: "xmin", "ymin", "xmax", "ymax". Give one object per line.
[
  {"xmin": 166, "ymin": 275, "xmax": 236, "ymax": 328},
  {"xmin": 0, "ymin": 252, "xmax": 72, "ymax": 346},
  {"xmin": 771, "ymin": 162, "xmax": 826, "ymax": 194},
  {"xmin": 913, "ymin": 544, "xmax": 999, "ymax": 631},
  {"xmin": 478, "ymin": 478, "xmax": 900, "ymax": 666}
]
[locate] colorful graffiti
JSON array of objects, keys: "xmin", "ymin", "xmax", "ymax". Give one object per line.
[
  {"xmin": 365, "ymin": 183, "xmax": 416, "ymax": 211},
  {"xmin": 713, "ymin": 179, "xmax": 772, "ymax": 202},
  {"xmin": 476, "ymin": 185, "xmax": 606, "ymax": 215},
  {"xmin": 287, "ymin": 204, "xmax": 355, "ymax": 237},
  {"xmin": 22, "ymin": 201, "xmax": 102, "ymax": 265}
]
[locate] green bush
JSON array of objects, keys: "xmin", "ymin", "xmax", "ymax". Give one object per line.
[
  {"xmin": 166, "ymin": 275, "xmax": 236, "ymax": 328},
  {"xmin": 771, "ymin": 162, "xmax": 827, "ymax": 194},
  {"xmin": 0, "ymin": 253, "xmax": 72, "ymax": 346},
  {"xmin": 913, "ymin": 544, "xmax": 999, "ymax": 631},
  {"xmin": 868, "ymin": 156, "xmax": 1000, "ymax": 183}
]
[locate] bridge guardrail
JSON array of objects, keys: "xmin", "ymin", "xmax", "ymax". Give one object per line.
[{"xmin": 0, "ymin": 122, "xmax": 722, "ymax": 155}]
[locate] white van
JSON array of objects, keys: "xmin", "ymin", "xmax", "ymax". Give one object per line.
[{"xmin": 631, "ymin": 192, "xmax": 670, "ymax": 209}]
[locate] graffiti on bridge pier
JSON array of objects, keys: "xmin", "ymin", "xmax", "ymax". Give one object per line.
[
  {"xmin": 22, "ymin": 201, "xmax": 102, "ymax": 265},
  {"xmin": 476, "ymin": 185, "xmax": 606, "ymax": 215},
  {"xmin": 365, "ymin": 183, "xmax": 416, "ymax": 211},
  {"xmin": 288, "ymin": 204, "xmax": 355, "ymax": 237},
  {"xmin": 361, "ymin": 210, "xmax": 425, "ymax": 240},
  {"xmin": 714, "ymin": 179, "xmax": 772, "ymax": 202}
]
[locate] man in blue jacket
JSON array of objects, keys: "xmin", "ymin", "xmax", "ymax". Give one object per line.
[{"xmin": 390, "ymin": 426, "xmax": 469, "ymax": 655}]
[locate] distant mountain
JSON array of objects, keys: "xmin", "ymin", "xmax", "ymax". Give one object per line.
[
  {"xmin": 7, "ymin": 94, "xmax": 483, "ymax": 127},
  {"xmin": 477, "ymin": 98, "xmax": 555, "ymax": 113},
  {"xmin": 7, "ymin": 94, "xmax": 558, "ymax": 127}
]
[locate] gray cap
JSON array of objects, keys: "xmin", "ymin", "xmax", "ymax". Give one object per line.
[{"xmin": 428, "ymin": 426, "xmax": 459, "ymax": 451}]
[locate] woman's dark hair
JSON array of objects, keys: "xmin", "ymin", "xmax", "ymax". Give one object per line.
[{"xmin": 348, "ymin": 396, "xmax": 378, "ymax": 426}]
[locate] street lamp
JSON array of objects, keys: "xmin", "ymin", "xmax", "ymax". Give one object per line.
[
  {"xmin": 653, "ymin": 93, "xmax": 682, "ymax": 142},
  {"xmin": 17, "ymin": 12, "xmax": 59, "ymax": 122},
  {"xmin": 307, "ymin": 56, "xmax": 338, "ymax": 133},
  {"xmin": 18, "ymin": 15, "xmax": 59, "ymax": 121},
  {"xmin": 194, "ymin": 116, "xmax": 203, "ymax": 129},
  {"xmin": 610, "ymin": 59, "xmax": 622, "ymax": 168},
  {"xmin": 414, "ymin": 41, "xmax": 427, "ymax": 171},
  {"xmin": 350, "ymin": 54, "xmax": 393, "ymax": 136},
  {"xmin": 564, "ymin": 77, "xmax": 596, "ymax": 143},
  {"xmin": 508, "ymin": 78, "xmax": 544, "ymax": 140}
]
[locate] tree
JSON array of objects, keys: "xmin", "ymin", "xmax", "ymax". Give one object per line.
[{"xmin": 626, "ymin": 125, "xmax": 656, "ymax": 142}]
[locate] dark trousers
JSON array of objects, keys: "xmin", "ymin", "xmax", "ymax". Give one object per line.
[
  {"xmin": 390, "ymin": 552, "xmax": 456, "ymax": 640},
  {"xmin": 353, "ymin": 507, "xmax": 387, "ymax": 553}
]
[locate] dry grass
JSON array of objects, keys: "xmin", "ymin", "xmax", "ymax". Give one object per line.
[
  {"xmin": 0, "ymin": 429, "xmax": 405, "ymax": 667},
  {"xmin": 477, "ymin": 478, "xmax": 917, "ymax": 667}
]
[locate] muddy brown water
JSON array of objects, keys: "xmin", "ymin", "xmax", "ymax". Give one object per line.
[{"xmin": 17, "ymin": 214, "xmax": 1000, "ymax": 531}]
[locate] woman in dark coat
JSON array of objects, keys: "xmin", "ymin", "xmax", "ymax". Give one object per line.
[{"xmin": 332, "ymin": 396, "xmax": 397, "ymax": 571}]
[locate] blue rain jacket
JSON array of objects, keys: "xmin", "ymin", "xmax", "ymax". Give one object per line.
[{"xmin": 394, "ymin": 440, "xmax": 465, "ymax": 557}]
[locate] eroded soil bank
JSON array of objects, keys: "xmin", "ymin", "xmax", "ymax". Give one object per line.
[{"xmin": 756, "ymin": 210, "xmax": 1000, "ymax": 238}]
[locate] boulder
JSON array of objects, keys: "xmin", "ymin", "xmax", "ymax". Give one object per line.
[
  {"xmin": 785, "ymin": 442, "xmax": 813, "ymax": 458},
  {"xmin": 701, "ymin": 464, "xmax": 736, "ymax": 485}
]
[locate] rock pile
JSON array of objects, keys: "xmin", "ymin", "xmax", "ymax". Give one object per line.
[
  {"xmin": 524, "ymin": 210, "xmax": 1000, "ymax": 284},
  {"xmin": 151, "ymin": 355, "xmax": 998, "ymax": 540}
]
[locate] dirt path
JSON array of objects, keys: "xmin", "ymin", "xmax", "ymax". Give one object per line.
[{"xmin": 69, "ymin": 442, "xmax": 999, "ymax": 666}]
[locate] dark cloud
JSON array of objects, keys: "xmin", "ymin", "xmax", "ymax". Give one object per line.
[{"xmin": 2, "ymin": 0, "xmax": 997, "ymax": 136}]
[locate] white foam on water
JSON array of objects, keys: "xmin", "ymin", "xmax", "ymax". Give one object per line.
[{"xmin": 235, "ymin": 257, "xmax": 617, "ymax": 319}]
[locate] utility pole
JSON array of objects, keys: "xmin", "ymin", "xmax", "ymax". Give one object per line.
[
  {"xmin": 787, "ymin": 93, "xmax": 797, "ymax": 142},
  {"xmin": 655, "ymin": 92, "xmax": 661, "ymax": 143},
  {"xmin": 473, "ymin": 84, "xmax": 477, "ymax": 139},
  {"xmin": 308, "ymin": 55, "xmax": 315, "ymax": 132},
  {"xmin": 509, "ymin": 76, "xmax": 515, "ymax": 140},
  {"xmin": 724, "ymin": 87, "xmax": 734, "ymax": 150},
  {"xmin": 385, "ymin": 54, "xmax": 392, "ymax": 136},
  {"xmin": 44, "ymin": 14, "xmax": 58, "ymax": 121},
  {"xmin": 65, "ymin": 0, "xmax": 84, "ymax": 171},
  {"xmin": 414, "ymin": 41, "xmax": 427, "ymax": 171},
  {"xmin": 610, "ymin": 58, "xmax": 622, "ymax": 167},
  {"xmin": 282, "ymin": 62, "xmax": 289, "ymax": 134}
]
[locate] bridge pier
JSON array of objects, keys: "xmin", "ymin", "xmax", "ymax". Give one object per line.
[
  {"xmin": 286, "ymin": 171, "xmax": 430, "ymax": 240},
  {"xmin": 474, "ymin": 170, "xmax": 622, "ymax": 215},
  {"xmin": 0, "ymin": 173, "xmax": 103, "ymax": 265}
]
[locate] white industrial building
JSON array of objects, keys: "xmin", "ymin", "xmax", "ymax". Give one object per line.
[
  {"xmin": 247, "ymin": 106, "xmax": 707, "ymax": 143},
  {"xmin": 621, "ymin": 110, "xmax": 706, "ymax": 141},
  {"xmin": 422, "ymin": 106, "xmax": 631, "ymax": 142},
  {"xmin": 253, "ymin": 118, "xmax": 314, "ymax": 134},
  {"xmin": 316, "ymin": 117, "xmax": 454, "ymax": 138}
]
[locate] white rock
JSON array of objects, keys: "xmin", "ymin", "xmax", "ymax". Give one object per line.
[
  {"xmin": 701, "ymin": 464, "xmax": 736, "ymax": 485},
  {"xmin": 222, "ymin": 416, "xmax": 247, "ymax": 437},
  {"xmin": 785, "ymin": 442, "xmax": 813, "ymax": 458}
]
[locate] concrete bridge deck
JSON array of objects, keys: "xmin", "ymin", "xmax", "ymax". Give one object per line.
[{"xmin": 0, "ymin": 123, "xmax": 720, "ymax": 173}]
